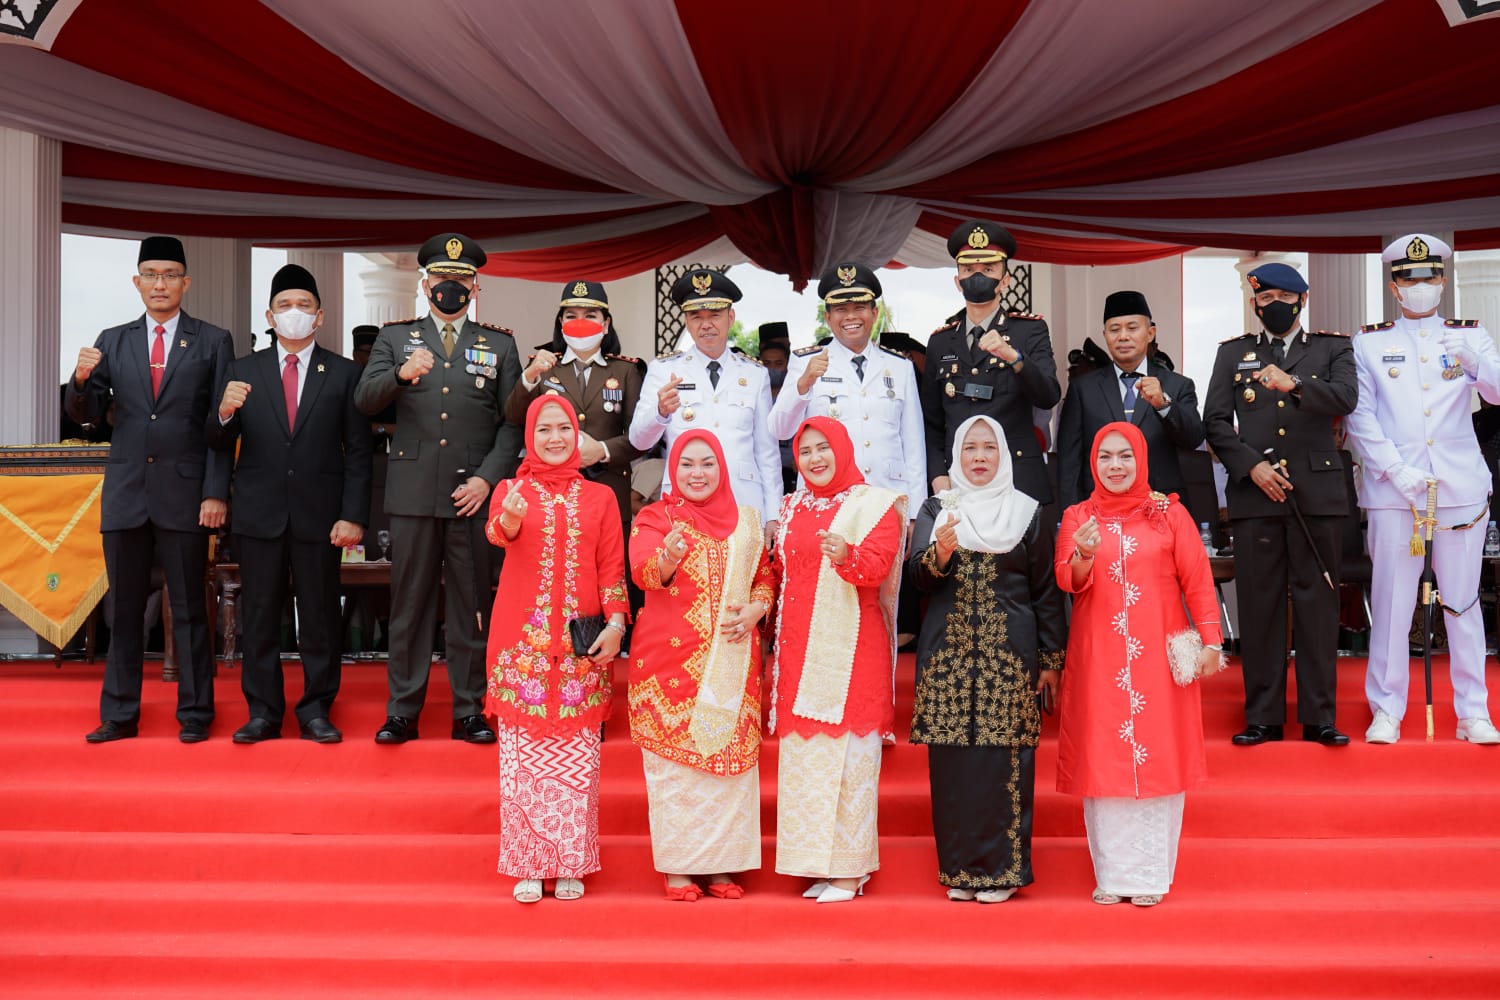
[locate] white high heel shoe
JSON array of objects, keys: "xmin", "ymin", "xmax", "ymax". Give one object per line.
[
  {"xmin": 815, "ymin": 875, "xmax": 870, "ymax": 904},
  {"xmin": 802, "ymin": 881, "xmax": 830, "ymax": 898}
]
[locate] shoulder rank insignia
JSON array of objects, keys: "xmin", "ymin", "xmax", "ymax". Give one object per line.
[
  {"xmin": 931, "ymin": 318, "xmax": 961, "ymax": 336},
  {"xmin": 1219, "ymin": 332, "xmax": 1256, "ymax": 344},
  {"xmin": 656, "ymin": 350, "xmax": 684, "ymax": 361},
  {"xmin": 793, "ymin": 344, "xmax": 822, "ymax": 357},
  {"xmin": 740, "ymin": 354, "xmax": 764, "ymax": 367},
  {"xmin": 1444, "ymin": 318, "xmax": 1478, "ymax": 328},
  {"xmin": 1311, "ymin": 329, "xmax": 1349, "ymax": 338},
  {"xmin": 381, "ymin": 316, "xmax": 419, "ymax": 328},
  {"xmin": 606, "ymin": 353, "xmax": 641, "ymax": 365},
  {"xmin": 477, "ymin": 321, "xmax": 515, "ymax": 338},
  {"xmin": 1007, "ymin": 311, "xmax": 1044, "ymax": 321},
  {"xmin": 877, "ymin": 343, "xmax": 908, "ymax": 358},
  {"xmin": 1359, "ymin": 320, "xmax": 1395, "ymax": 334}
]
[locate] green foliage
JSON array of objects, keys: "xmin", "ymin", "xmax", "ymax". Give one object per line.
[{"xmin": 728, "ymin": 319, "xmax": 759, "ymax": 356}]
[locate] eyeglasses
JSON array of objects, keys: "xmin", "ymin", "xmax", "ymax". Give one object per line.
[{"xmin": 138, "ymin": 271, "xmax": 186, "ymax": 285}]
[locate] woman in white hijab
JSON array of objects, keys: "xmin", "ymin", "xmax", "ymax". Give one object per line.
[{"xmin": 907, "ymin": 415, "xmax": 1066, "ymax": 902}]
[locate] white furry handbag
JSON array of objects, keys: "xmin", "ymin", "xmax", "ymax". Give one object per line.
[{"xmin": 1166, "ymin": 629, "xmax": 1207, "ymax": 686}]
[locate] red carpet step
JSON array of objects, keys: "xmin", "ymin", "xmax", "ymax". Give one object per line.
[{"xmin": 3, "ymin": 655, "xmax": 1498, "ymax": 998}]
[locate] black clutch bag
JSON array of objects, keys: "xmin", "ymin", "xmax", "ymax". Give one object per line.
[{"xmin": 568, "ymin": 615, "xmax": 605, "ymax": 656}]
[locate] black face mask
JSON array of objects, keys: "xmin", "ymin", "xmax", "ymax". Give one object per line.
[
  {"xmin": 959, "ymin": 271, "xmax": 1001, "ymax": 304},
  {"xmin": 428, "ymin": 279, "xmax": 471, "ymax": 315},
  {"xmin": 1256, "ymin": 300, "xmax": 1300, "ymax": 336}
]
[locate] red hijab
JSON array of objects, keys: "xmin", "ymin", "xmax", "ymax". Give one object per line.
[
  {"xmin": 661, "ymin": 429, "xmax": 741, "ymax": 539},
  {"xmin": 1086, "ymin": 420, "xmax": 1173, "ymax": 529},
  {"xmin": 793, "ymin": 416, "xmax": 865, "ymax": 498},
  {"xmin": 514, "ymin": 395, "xmax": 581, "ymax": 492}
]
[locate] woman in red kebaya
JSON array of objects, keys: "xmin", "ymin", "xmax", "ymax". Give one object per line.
[
  {"xmin": 1055, "ymin": 421, "xmax": 1225, "ymax": 907},
  {"xmin": 771, "ymin": 416, "xmax": 903, "ymax": 903},
  {"xmin": 629, "ymin": 429, "xmax": 775, "ymax": 901},
  {"xmin": 485, "ymin": 395, "xmax": 628, "ymax": 904}
]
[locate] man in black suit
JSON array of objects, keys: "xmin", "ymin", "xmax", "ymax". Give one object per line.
[
  {"xmin": 1056, "ymin": 291, "xmax": 1205, "ymax": 508},
  {"xmin": 67, "ymin": 236, "xmax": 233, "ymax": 744},
  {"xmin": 1203, "ymin": 262, "xmax": 1356, "ymax": 747},
  {"xmin": 920, "ymin": 219, "xmax": 1060, "ymax": 502},
  {"xmin": 209, "ymin": 265, "xmax": 373, "ymax": 744}
]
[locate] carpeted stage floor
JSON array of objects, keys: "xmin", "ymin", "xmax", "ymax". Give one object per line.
[{"xmin": 3, "ymin": 654, "xmax": 1499, "ymax": 998}]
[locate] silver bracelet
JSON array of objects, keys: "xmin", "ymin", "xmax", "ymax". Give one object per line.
[{"xmin": 604, "ymin": 621, "xmax": 627, "ymax": 633}]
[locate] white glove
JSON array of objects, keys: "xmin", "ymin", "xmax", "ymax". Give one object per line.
[
  {"xmin": 1388, "ymin": 463, "xmax": 1431, "ymax": 507},
  {"xmin": 1440, "ymin": 327, "xmax": 1478, "ymax": 371}
]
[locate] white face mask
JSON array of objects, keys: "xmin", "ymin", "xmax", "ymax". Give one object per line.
[
  {"xmin": 563, "ymin": 331, "xmax": 604, "ymax": 354},
  {"xmin": 273, "ymin": 307, "xmax": 318, "ymax": 341},
  {"xmin": 1398, "ymin": 282, "xmax": 1443, "ymax": 316}
]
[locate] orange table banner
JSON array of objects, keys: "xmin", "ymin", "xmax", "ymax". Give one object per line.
[{"xmin": 0, "ymin": 472, "xmax": 106, "ymax": 648}]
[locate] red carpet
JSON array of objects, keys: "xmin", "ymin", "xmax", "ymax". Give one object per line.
[{"xmin": 3, "ymin": 654, "xmax": 1499, "ymax": 998}]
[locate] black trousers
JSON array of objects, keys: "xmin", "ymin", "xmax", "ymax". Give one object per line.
[
  {"xmin": 1232, "ymin": 513, "xmax": 1342, "ymax": 726},
  {"xmin": 235, "ymin": 532, "xmax": 342, "ymax": 725},
  {"xmin": 100, "ymin": 523, "xmax": 213, "ymax": 726}
]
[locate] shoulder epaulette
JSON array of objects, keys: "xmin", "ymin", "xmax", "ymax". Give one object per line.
[
  {"xmin": 381, "ymin": 316, "xmax": 419, "ymax": 327},
  {"xmin": 1007, "ymin": 311, "xmax": 1045, "ymax": 321},
  {"xmin": 793, "ymin": 344, "xmax": 822, "ymax": 357},
  {"xmin": 477, "ymin": 321, "xmax": 515, "ymax": 337},
  {"xmin": 877, "ymin": 343, "xmax": 908, "ymax": 359},
  {"xmin": 739, "ymin": 354, "xmax": 764, "ymax": 367},
  {"xmin": 1359, "ymin": 320, "xmax": 1394, "ymax": 334},
  {"xmin": 656, "ymin": 350, "xmax": 684, "ymax": 361},
  {"xmin": 1444, "ymin": 318, "xmax": 1479, "ymax": 328},
  {"xmin": 1311, "ymin": 329, "xmax": 1349, "ymax": 338},
  {"xmin": 930, "ymin": 317, "xmax": 961, "ymax": 337},
  {"xmin": 1218, "ymin": 332, "xmax": 1255, "ymax": 344},
  {"xmin": 606, "ymin": 353, "xmax": 640, "ymax": 365}
]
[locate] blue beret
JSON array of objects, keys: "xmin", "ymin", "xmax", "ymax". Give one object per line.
[{"xmin": 1246, "ymin": 262, "xmax": 1307, "ymax": 295}]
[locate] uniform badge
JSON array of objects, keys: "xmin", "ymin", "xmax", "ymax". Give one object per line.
[
  {"xmin": 1407, "ymin": 236, "xmax": 1429, "ymax": 261},
  {"xmin": 477, "ymin": 376, "xmax": 486, "ymax": 389},
  {"xmin": 1233, "ymin": 373, "xmax": 1242, "ymax": 384},
  {"xmin": 683, "ymin": 406, "xmax": 696, "ymax": 422},
  {"xmin": 410, "ymin": 331, "xmax": 422, "ymax": 339},
  {"xmin": 967, "ymin": 227, "xmax": 990, "ymax": 250},
  {"xmin": 572, "ymin": 281, "xmax": 589, "ymax": 297},
  {"xmin": 945, "ymin": 382, "xmax": 956, "ymax": 398},
  {"xmin": 1388, "ymin": 367, "xmax": 1400, "ymax": 379},
  {"xmin": 1242, "ymin": 352, "xmax": 1257, "ymax": 362},
  {"xmin": 602, "ymin": 377, "xmax": 624, "ymax": 413},
  {"xmin": 445, "ymin": 237, "xmax": 463, "ymax": 260},
  {"xmin": 837, "ymin": 265, "xmax": 857, "ymax": 287},
  {"xmin": 605, "ymin": 377, "xmax": 620, "ymax": 389},
  {"xmin": 1243, "ymin": 387, "xmax": 1256, "ymax": 403},
  {"xmin": 1441, "ymin": 355, "xmax": 1463, "ymax": 380},
  {"xmin": 544, "ymin": 386, "xmax": 560, "ymax": 395},
  {"xmin": 476, "ymin": 335, "xmax": 487, "ymax": 343},
  {"xmin": 691, "ymin": 273, "xmax": 713, "ymax": 295},
  {"xmin": 738, "ymin": 376, "xmax": 747, "ymax": 386},
  {"xmin": 317, "ymin": 364, "xmax": 325, "ymax": 373},
  {"xmin": 829, "ymin": 405, "xmax": 841, "ymax": 419},
  {"xmin": 179, "ymin": 339, "xmax": 187, "ymax": 348}
]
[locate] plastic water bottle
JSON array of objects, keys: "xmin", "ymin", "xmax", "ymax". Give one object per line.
[
  {"xmin": 1199, "ymin": 522, "xmax": 1215, "ymax": 556},
  {"xmin": 1484, "ymin": 521, "xmax": 1500, "ymax": 558}
]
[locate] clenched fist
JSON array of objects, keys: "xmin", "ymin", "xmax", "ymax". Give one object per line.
[
  {"xmin": 399, "ymin": 348, "xmax": 435, "ymax": 384},
  {"xmin": 525, "ymin": 348, "xmax": 560, "ymax": 384},
  {"xmin": 74, "ymin": 347, "xmax": 103, "ymax": 385},
  {"xmin": 796, "ymin": 349, "xmax": 830, "ymax": 395},
  {"xmin": 218, "ymin": 380, "xmax": 252, "ymax": 421}
]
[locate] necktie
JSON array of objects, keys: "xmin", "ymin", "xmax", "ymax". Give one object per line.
[
  {"xmin": 442, "ymin": 322, "xmax": 456, "ymax": 359},
  {"xmin": 576, "ymin": 361, "xmax": 590, "ymax": 389},
  {"xmin": 1121, "ymin": 371, "xmax": 1141, "ymax": 417},
  {"xmin": 852, "ymin": 356, "xmax": 866, "ymax": 382},
  {"xmin": 969, "ymin": 325, "xmax": 984, "ymax": 353},
  {"xmin": 150, "ymin": 325, "xmax": 166, "ymax": 398},
  {"xmin": 283, "ymin": 354, "xmax": 300, "ymax": 431},
  {"xmin": 707, "ymin": 359, "xmax": 721, "ymax": 390},
  {"xmin": 1270, "ymin": 337, "xmax": 1286, "ymax": 367}
]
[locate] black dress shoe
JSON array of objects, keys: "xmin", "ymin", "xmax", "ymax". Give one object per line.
[
  {"xmin": 375, "ymin": 716, "xmax": 417, "ymax": 744},
  {"xmin": 300, "ymin": 717, "xmax": 343, "ymax": 743},
  {"xmin": 178, "ymin": 722, "xmax": 210, "ymax": 744},
  {"xmin": 452, "ymin": 714, "xmax": 496, "ymax": 743},
  {"xmin": 232, "ymin": 718, "xmax": 281, "ymax": 744},
  {"xmin": 85, "ymin": 721, "xmax": 138, "ymax": 744},
  {"xmin": 1302, "ymin": 724, "xmax": 1350, "ymax": 746},
  {"xmin": 1231, "ymin": 724, "xmax": 1283, "ymax": 746}
]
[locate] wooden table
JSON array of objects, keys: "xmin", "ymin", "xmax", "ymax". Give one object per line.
[{"xmin": 210, "ymin": 559, "xmax": 393, "ymax": 664}]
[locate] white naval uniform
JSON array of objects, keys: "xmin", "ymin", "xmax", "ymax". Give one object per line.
[
  {"xmin": 769, "ymin": 339, "xmax": 928, "ymax": 517},
  {"xmin": 1344, "ymin": 315, "xmax": 1500, "ymax": 721},
  {"xmin": 628, "ymin": 343, "xmax": 781, "ymax": 523}
]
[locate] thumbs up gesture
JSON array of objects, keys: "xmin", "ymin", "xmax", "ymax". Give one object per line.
[{"xmin": 797, "ymin": 349, "xmax": 830, "ymax": 395}]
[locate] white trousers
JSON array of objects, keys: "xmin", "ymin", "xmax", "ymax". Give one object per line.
[{"xmin": 1365, "ymin": 504, "xmax": 1491, "ymax": 721}]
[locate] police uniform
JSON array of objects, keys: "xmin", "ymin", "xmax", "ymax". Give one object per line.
[
  {"xmin": 627, "ymin": 270, "xmax": 780, "ymax": 524},
  {"xmin": 769, "ymin": 263, "xmax": 927, "ymax": 517},
  {"xmin": 1202, "ymin": 262, "xmax": 1356, "ymax": 743},
  {"xmin": 1344, "ymin": 235, "xmax": 1500, "ymax": 742},
  {"xmin": 920, "ymin": 221, "xmax": 1061, "ymax": 503},
  {"xmin": 504, "ymin": 280, "xmax": 643, "ymax": 527},
  {"xmin": 353, "ymin": 232, "xmax": 522, "ymax": 741}
]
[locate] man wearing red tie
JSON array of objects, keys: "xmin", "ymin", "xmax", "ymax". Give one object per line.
[
  {"xmin": 209, "ymin": 265, "xmax": 373, "ymax": 744},
  {"xmin": 66, "ymin": 236, "xmax": 233, "ymax": 743}
]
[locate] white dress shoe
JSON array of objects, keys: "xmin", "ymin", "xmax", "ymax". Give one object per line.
[
  {"xmin": 1456, "ymin": 718, "xmax": 1500, "ymax": 745},
  {"xmin": 1365, "ymin": 709, "xmax": 1401, "ymax": 744},
  {"xmin": 802, "ymin": 881, "xmax": 830, "ymax": 898},
  {"xmin": 816, "ymin": 875, "xmax": 870, "ymax": 904}
]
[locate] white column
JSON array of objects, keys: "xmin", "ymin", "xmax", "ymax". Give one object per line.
[
  {"xmin": 1307, "ymin": 253, "xmax": 1367, "ymax": 335},
  {"xmin": 286, "ymin": 249, "xmax": 345, "ymax": 355},
  {"xmin": 0, "ymin": 127, "xmax": 61, "ymax": 447},
  {"xmin": 358, "ymin": 253, "xmax": 420, "ymax": 327},
  {"xmin": 178, "ymin": 236, "xmax": 253, "ymax": 355},
  {"xmin": 0, "ymin": 127, "xmax": 61, "ymax": 653},
  {"xmin": 1233, "ymin": 252, "xmax": 1297, "ymax": 333},
  {"xmin": 1455, "ymin": 249, "xmax": 1500, "ymax": 348}
]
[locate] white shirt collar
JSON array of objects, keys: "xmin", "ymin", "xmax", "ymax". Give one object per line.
[
  {"xmin": 145, "ymin": 313, "xmax": 181, "ymax": 337},
  {"xmin": 562, "ymin": 347, "xmax": 609, "ymax": 367},
  {"xmin": 276, "ymin": 339, "xmax": 315, "ymax": 367}
]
